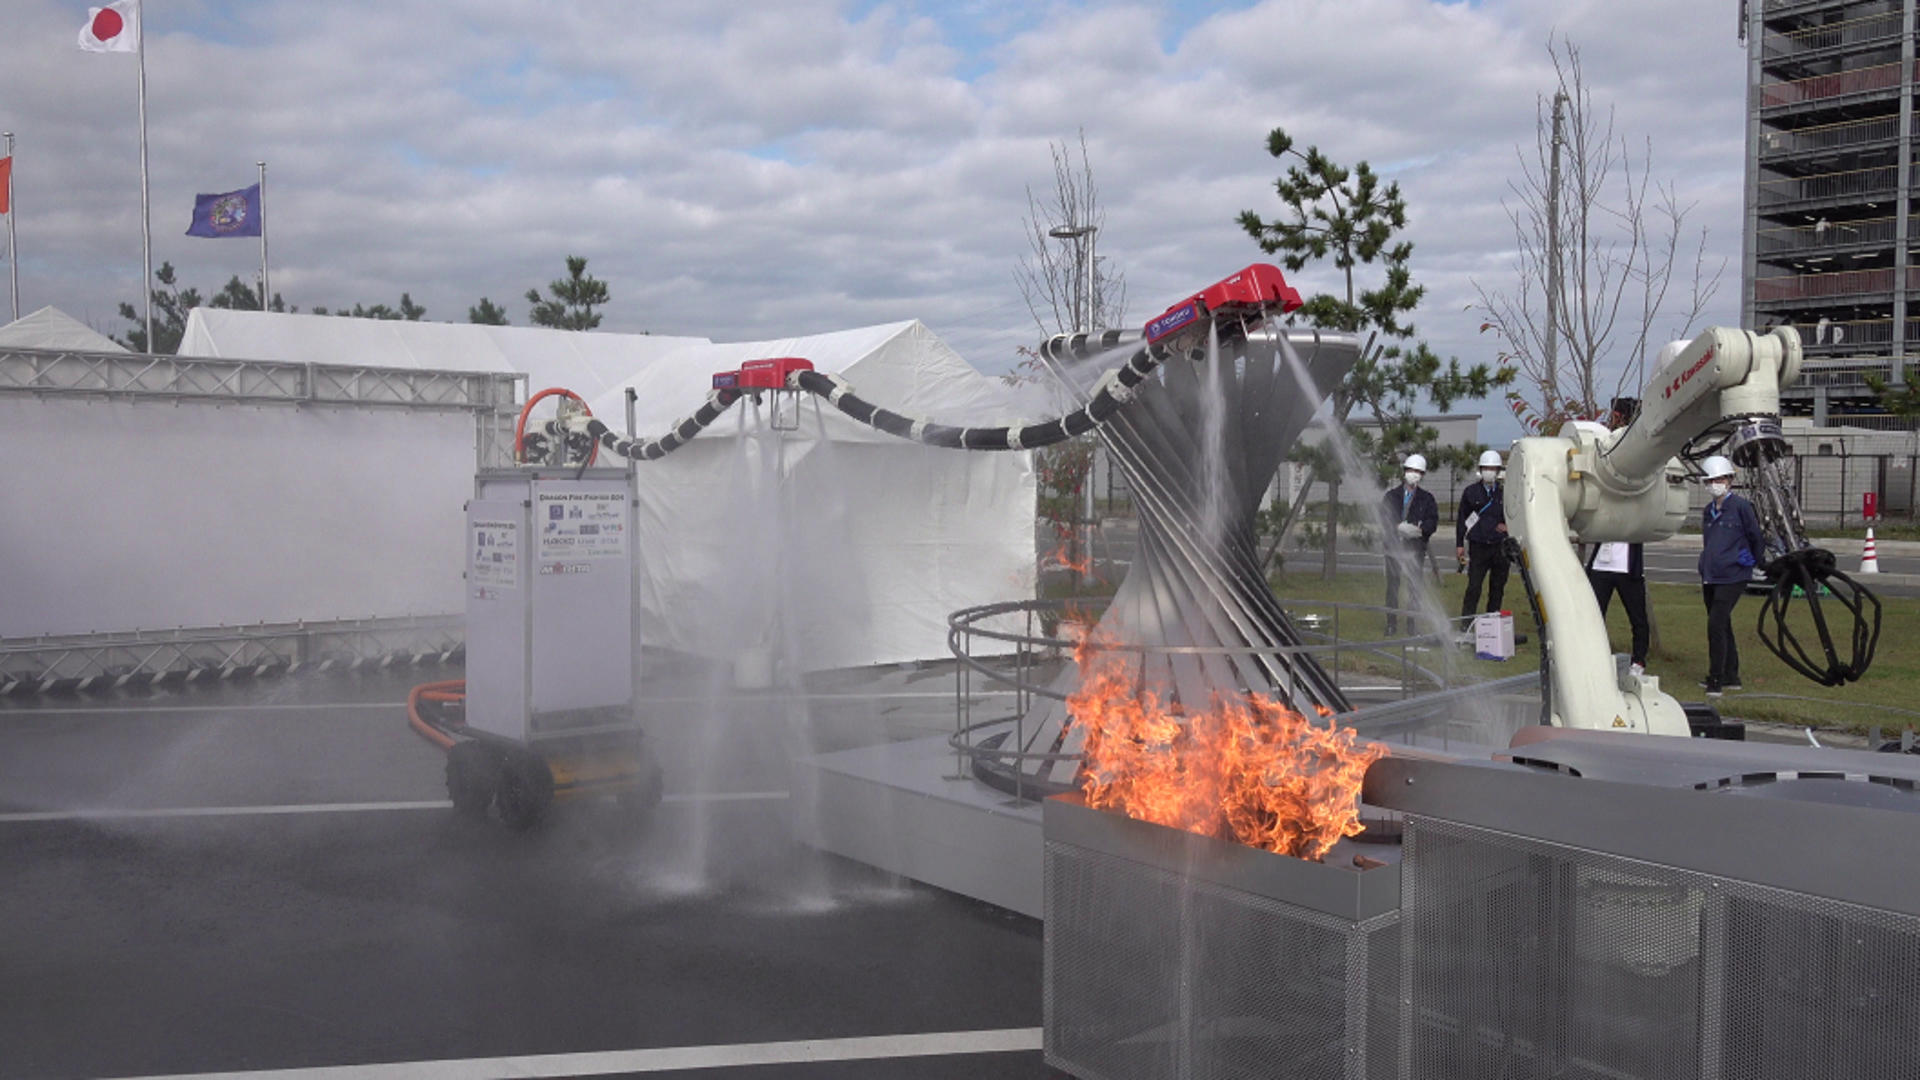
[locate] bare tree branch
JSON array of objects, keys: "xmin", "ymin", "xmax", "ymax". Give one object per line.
[
  {"xmin": 1474, "ymin": 36, "xmax": 1723, "ymax": 431},
  {"xmin": 1013, "ymin": 131, "xmax": 1126, "ymax": 338}
]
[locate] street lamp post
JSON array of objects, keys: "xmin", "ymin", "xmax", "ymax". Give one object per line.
[
  {"xmin": 1048, "ymin": 224, "xmax": 1096, "ymax": 333},
  {"xmin": 1048, "ymin": 223, "xmax": 1099, "ymax": 585}
]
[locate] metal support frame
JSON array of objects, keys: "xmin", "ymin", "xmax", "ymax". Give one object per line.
[
  {"xmin": 0, "ymin": 346, "xmax": 522, "ymax": 689},
  {"xmin": 0, "ymin": 614, "xmax": 463, "ymax": 693},
  {"xmin": 0, "ymin": 345, "xmax": 519, "ymax": 410},
  {"xmin": 1002, "ymin": 328, "xmax": 1364, "ymax": 791},
  {"xmin": 1896, "ymin": 0, "xmax": 1915, "ymax": 383},
  {"xmin": 0, "ymin": 345, "xmax": 524, "ymax": 467}
]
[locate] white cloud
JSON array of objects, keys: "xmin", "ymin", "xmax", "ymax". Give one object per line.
[{"xmin": 0, "ymin": 0, "xmax": 1750, "ymax": 440}]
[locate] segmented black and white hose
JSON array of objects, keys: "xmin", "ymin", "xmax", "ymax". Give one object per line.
[
  {"xmin": 789, "ymin": 341, "xmax": 1167, "ymax": 451},
  {"xmin": 583, "ymin": 387, "xmax": 742, "ymax": 461},
  {"xmin": 576, "ymin": 337, "xmax": 1166, "ymax": 460}
]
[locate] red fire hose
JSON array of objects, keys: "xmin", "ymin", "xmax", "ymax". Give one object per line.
[
  {"xmin": 515, "ymin": 387, "xmax": 597, "ymax": 466},
  {"xmin": 407, "ymin": 679, "xmax": 467, "ymax": 751}
]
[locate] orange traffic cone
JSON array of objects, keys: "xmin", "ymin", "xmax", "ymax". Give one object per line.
[{"xmin": 1861, "ymin": 527, "xmax": 1880, "ymax": 574}]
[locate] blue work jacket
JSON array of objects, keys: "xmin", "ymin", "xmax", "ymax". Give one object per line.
[{"xmin": 1697, "ymin": 493, "xmax": 1766, "ymax": 585}]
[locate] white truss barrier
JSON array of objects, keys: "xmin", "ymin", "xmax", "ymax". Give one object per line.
[{"xmin": 0, "ymin": 344, "xmax": 520, "ymax": 688}]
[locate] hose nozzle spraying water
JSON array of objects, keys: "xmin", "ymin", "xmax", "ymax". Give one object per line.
[{"xmin": 1143, "ymin": 263, "xmax": 1303, "ymax": 358}]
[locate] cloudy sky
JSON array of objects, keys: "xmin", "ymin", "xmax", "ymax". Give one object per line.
[{"xmin": 1, "ymin": 0, "xmax": 1748, "ymax": 440}]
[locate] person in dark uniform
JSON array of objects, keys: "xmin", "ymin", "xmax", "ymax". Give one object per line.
[
  {"xmin": 1380, "ymin": 452, "xmax": 1438, "ymax": 636},
  {"xmin": 1455, "ymin": 448, "xmax": 1510, "ymax": 620},
  {"xmin": 1586, "ymin": 540, "xmax": 1649, "ymax": 678},
  {"xmin": 1696, "ymin": 454, "xmax": 1767, "ymax": 697}
]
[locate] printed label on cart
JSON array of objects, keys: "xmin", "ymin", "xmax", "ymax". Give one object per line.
[
  {"xmin": 537, "ymin": 492, "xmax": 628, "ymax": 559},
  {"xmin": 471, "ymin": 520, "xmax": 518, "ymax": 588}
]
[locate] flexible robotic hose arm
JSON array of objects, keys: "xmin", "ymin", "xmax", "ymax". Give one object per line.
[
  {"xmin": 788, "ymin": 346, "xmax": 1165, "ymax": 451},
  {"xmin": 551, "ymin": 263, "xmax": 1302, "ymax": 462},
  {"xmin": 582, "ymin": 387, "xmax": 743, "ymax": 462}
]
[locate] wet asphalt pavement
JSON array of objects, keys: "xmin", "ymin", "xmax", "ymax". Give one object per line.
[{"xmin": 0, "ymin": 665, "xmax": 1058, "ymax": 1080}]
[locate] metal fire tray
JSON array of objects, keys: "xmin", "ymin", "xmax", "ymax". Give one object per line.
[{"xmin": 1043, "ymin": 794, "xmax": 1402, "ymax": 1080}]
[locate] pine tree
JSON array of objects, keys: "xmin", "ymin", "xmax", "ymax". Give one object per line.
[{"xmin": 526, "ymin": 256, "xmax": 609, "ymax": 331}]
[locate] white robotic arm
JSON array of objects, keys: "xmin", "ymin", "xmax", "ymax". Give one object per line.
[{"xmin": 1502, "ymin": 326, "xmax": 1861, "ymax": 736}]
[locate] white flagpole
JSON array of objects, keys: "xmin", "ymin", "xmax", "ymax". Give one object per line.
[
  {"xmin": 135, "ymin": 0, "xmax": 153, "ymax": 350},
  {"xmin": 4, "ymin": 131, "xmax": 16, "ymax": 323},
  {"xmin": 257, "ymin": 160, "xmax": 269, "ymax": 310}
]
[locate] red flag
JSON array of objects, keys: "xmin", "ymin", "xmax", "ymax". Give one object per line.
[{"xmin": 0, "ymin": 156, "xmax": 10, "ymax": 215}]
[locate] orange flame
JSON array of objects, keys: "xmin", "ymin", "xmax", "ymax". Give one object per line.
[
  {"xmin": 1065, "ymin": 629, "xmax": 1385, "ymax": 861},
  {"xmin": 1047, "ymin": 540, "xmax": 1095, "ymax": 577}
]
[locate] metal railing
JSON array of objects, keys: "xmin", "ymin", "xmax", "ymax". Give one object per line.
[
  {"xmin": 1756, "ymin": 162, "xmax": 1900, "ymax": 207},
  {"xmin": 1762, "ymin": 0, "xmax": 1902, "ymax": 16},
  {"xmin": 1756, "ymin": 214, "xmax": 1897, "ymax": 255},
  {"xmin": 1758, "ymin": 59, "xmax": 1911, "ymax": 108},
  {"xmin": 1762, "ymin": 9, "xmax": 1904, "ymax": 58},
  {"xmin": 1724, "ymin": 445, "xmax": 1920, "ymax": 525},
  {"xmin": 1795, "ymin": 357, "xmax": 1895, "ymax": 386},
  {"xmin": 0, "ymin": 615, "xmax": 464, "ymax": 693},
  {"xmin": 1793, "ymin": 317, "xmax": 1920, "ymax": 354},
  {"xmin": 1759, "ymin": 114, "xmax": 1903, "ymax": 158},
  {"xmin": 946, "ymin": 596, "xmax": 1510, "ymax": 801},
  {"xmin": 1753, "ymin": 265, "xmax": 1920, "ymax": 302}
]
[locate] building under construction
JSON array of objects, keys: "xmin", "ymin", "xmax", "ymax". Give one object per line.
[{"xmin": 1742, "ymin": 0, "xmax": 1920, "ymax": 427}]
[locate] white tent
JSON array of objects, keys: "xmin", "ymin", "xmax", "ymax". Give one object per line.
[
  {"xmin": 177, "ymin": 311, "xmax": 1036, "ymax": 672},
  {"xmin": 0, "ymin": 306, "xmax": 127, "ymax": 352},
  {"xmin": 587, "ymin": 320, "xmax": 1036, "ymax": 673},
  {"xmin": 181, "ymin": 308, "xmax": 707, "ymax": 400}
]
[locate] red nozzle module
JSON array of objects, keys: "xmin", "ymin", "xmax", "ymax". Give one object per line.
[
  {"xmin": 1143, "ymin": 264, "xmax": 1303, "ymax": 352},
  {"xmin": 714, "ymin": 357, "xmax": 814, "ymax": 391}
]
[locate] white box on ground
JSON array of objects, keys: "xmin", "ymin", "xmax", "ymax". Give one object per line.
[{"xmin": 1474, "ymin": 612, "xmax": 1515, "ymax": 661}]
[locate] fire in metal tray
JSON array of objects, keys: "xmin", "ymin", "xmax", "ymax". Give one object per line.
[{"xmin": 1065, "ymin": 628, "xmax": 1383, "ymax": 861}]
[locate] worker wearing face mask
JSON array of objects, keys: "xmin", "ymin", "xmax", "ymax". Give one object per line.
[
  {"xmin": 1696, "ymin": 455, "xmax": 1766, "ymax": 697},
  {"xmin": 1380, "ymin": 452, "xmax": 1438, "ymax": 636},
  {"xmin": 1455, "ymin": 448, "xmax": 1510, "ymax": 621}
]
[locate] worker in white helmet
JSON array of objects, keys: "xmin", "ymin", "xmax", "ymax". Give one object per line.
[
  {"xmin": 1696, "ymin": 455, "xmax": 1766, "ymax": 696},
  {"xmin": 1380, "ymin": 452, "xmax": 1438, "ymax": 636},
  {"xmin": 1455, "ymin": 448, "xmax": 1510, "ymax": 621}
]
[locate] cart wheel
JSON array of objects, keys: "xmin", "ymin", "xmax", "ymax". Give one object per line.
[
  {"xmin": 617, "ymin": 759, "xmax": 666, "ymax": 817},
  {"xmin": 445, "ymin": 741, "xmax": 496, "ymax": 819},
  {"xmin": 496, "ymin": 751, "xmax": 554, "ymax": 830}
]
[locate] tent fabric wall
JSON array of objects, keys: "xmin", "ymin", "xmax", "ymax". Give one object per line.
[
  {"xmin": 170, "ymin": 313, "xmax": 1036, "ymax": 673},
  {"xmin": 0, "ymin": 396, "xmax": 472, "ymax": 639},
  {"xmin": 591, "ymin": 320, "xmax": 1037, "ymax": 672}
]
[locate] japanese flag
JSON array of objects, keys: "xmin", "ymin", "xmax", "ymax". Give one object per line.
[{"xmin": 79, "ymin": 1, "xmax": 139, "ymax": 53}]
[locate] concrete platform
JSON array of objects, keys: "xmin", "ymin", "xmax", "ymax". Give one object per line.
[{"xmin": 795, "ymin": 735, "xmax": 1045, "ymax": 918}]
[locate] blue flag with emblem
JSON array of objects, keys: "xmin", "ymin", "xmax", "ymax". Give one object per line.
[{"xmin": 185, "ymin": 183, "xmax": 262, "ymax": 238}]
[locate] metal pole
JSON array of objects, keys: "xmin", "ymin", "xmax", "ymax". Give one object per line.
[
  {"xmin": 624, "ymin": 386, "xmax": 637, "ymax": 478},
  {"xmin": 1895, "ymin": 0, "xmax": 1916, "ymax": 384},
  {"xmin": 3, "ymin": 131, "xmax": 15, "ymax": 323},
  {"xmin": 1082, "ymin": 232, "xmax": 1098, "ymax": 334},
  {"xmin": 1080, "ymin": 227, "xmax": 1097, "ymax": 585},
  {"xmin": 1087, "ymin": 229, "xmax": 1099, "ymax": 331},
  {"xmin": 135, "ymin": 3, "xmax": 153, "ymax": 351},
  {"xmin": 256, "ymin": 160, "xmax": 269, "ymax": 309},
  {"xmin": 1545, "ymin": 91, "xmax": 1567, "ymax": 403}
]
